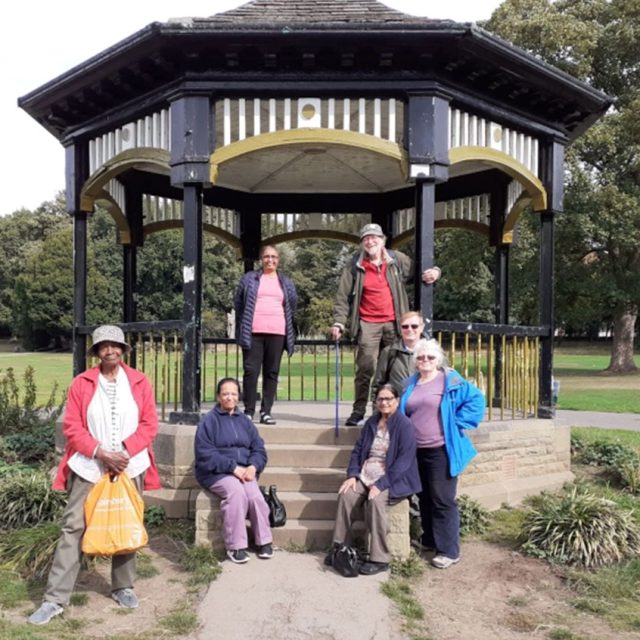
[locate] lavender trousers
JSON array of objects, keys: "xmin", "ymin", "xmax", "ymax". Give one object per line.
[{"xmin": 209, "ymin": 475, "xmax": 273, "ymax": 550}]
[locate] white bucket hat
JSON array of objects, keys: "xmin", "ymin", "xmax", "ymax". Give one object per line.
[{"xmin": 89, "ymin": 325, "xmax": 131, "ymax": 356}]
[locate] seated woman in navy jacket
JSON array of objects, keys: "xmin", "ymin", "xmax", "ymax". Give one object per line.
[
  {"xmin": 328, "ymin": 384, "xmax": 421, "ymax": 575},
  {"xmin": 195, "ymin": 377, "xmax": 273, "ymax": 564}
]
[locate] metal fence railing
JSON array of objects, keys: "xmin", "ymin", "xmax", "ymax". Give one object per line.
[{"xmin": 82, "ymin": 320, "xmax": 548, "ymax": 421}]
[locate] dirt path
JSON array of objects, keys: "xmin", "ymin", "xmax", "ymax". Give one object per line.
[
  {"xmin": 7, "ymin": 538, "xmax": 636, "ymax": 639},
  {"xmin": 407, "ymin": 540, "xmax": 637, "ymax": 640}
]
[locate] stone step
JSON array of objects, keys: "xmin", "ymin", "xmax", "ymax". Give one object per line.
[
  {"xmin": 271, "ymin": 518, "xmax": 335, "ymax": 551},
  {"xmin": 266, "ymin": 443, "xmax": 351, "ymax": 468},
  {"xmin": 259, "ymin": 424, "xmax": 360, "ymax": 446},
  {"xmin": 276, "ymin": 490, "xmax": 338, "ymax": 520},
  {"xmin": 259, "ymin": 467, "xmax": 345, "ymax": 492}
]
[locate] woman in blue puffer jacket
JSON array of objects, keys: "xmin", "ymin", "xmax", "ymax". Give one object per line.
[
  {"xmin": 234, "ymin": 244, "xmax": 297, "ymax": 425},
  {"xmin": 400, "ymin": 338, "xmax": 485, "ymax": 570}
]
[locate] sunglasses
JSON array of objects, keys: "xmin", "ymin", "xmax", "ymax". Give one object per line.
[
  {"xmin": 376, "ymin": 396, "xmax": 396, "ymax": 403},
  {"xmin": 416, "ymin": 354, "xmax": 437, "ymax": 362},
  {"xmin": 401, "ymin": 323, "xmax": 420, "ymax": 330}
]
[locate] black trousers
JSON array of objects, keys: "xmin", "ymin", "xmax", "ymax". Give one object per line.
[
  {"xmin": 416, "ymin": 445, "xmax": 460, "ymax": 559},
  {"xmin": 242, "ymin": 333, "xmax": 286, "ymax": 416}
]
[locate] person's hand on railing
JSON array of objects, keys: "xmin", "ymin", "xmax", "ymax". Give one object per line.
[{"xmin": 331, "ymin": 325, "xmax": 343, "ymax": 341}]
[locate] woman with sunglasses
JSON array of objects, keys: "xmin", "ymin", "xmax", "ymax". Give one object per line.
[
  {"xmin": 371, "ymin": 310, "xmax": 424, "ymax": 402},
  {"xmin": 400, "ymin": 338, "xmax": 485, "ymax": 569},
  {"xmin": 327, "ymin": 384, "xmax": 421, "ymax": 576}
]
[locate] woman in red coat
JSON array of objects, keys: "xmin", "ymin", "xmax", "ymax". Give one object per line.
[{"xmin": 28, "ymin": 325, "xmax": 160, "ymax": 626}]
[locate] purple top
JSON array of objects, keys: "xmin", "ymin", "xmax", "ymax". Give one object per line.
[{"xmin": 404, "ymin": 370, "xmax": 445, "ymax": 448}]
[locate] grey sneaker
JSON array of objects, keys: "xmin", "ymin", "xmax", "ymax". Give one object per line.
[
  {"xmin": 111, "ymin": 588, "xmax": 139, "ymax": 608},
  {"xmin": 27, "ymin": 601, "xmax": 64, "ymax": 625},
  {"xmin": 257, "ymin": 543, "xmax": 274, "ymax": 559},
  {"xmin": 431, "ymin": 554, "xmax": 460, "ymax": 569}
]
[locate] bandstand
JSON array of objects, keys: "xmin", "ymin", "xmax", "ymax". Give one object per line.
[{"xmin": 19, "ymin": 0, "xmax": 610, "ymax": 548}]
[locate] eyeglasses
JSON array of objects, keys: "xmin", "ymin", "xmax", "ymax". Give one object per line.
[
  {"xmin": 262, "ymin": 255, "xmax": 279, "ymax": 260},
  {"xmin": 401, "ymin": 323, "xmax": 420, "ymax": 330},
  {"xmin": 416, "ymin": 354, "xmax": 437, "ymax": 362},
  {"xmin": 376, "ymin": 396, "xmax": 396, "ymax": 403}
]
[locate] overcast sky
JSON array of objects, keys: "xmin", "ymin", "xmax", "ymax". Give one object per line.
[{"xmin": 2, "ymin": 0, "xmax": 503, "ymax": 215}]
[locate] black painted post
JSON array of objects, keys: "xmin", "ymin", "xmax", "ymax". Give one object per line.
[
  {"xmin": 182, "ymin": 184, "xmax": 204, "ymax": 415},
  {"xmin": 538, "ymin": 139, "xmax": 565, "ymax": 417},
  {"xmin": 490, "ymin": 180, "xmax": 509, "ymax": 405},
  {"xmin": 406, "ymin": 92, "xmax": 450, "ymax": 336},
  {"xmin": 66, "ymin": 142, "xmax": 89, "ymax": 376},
  {"xmin": 494, "ymin": 244, "xmax": 509, "ymax": 404},
  {"xmin": 72, "ymin": 212, "xmax": 88, "ymax": 376},
  {"xmin": 240, "ymin": 210, "xmax": 261, "ymax": 273},
  {"xmin": 414, "ymin": 180, "xmax": 436, "ymax": 336},
  {"xmin": 124, "ymin": 187, "xmax": 141, "ymax": 368},
  {"xmin": 538, "ymin": 210, "xmax": 555, "ymax": 416},
  {"xmin": 169, "ymin": 92, "xmax": 213, "ymax": 421}
]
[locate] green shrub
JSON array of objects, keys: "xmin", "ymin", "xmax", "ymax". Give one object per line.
[
  {"xmin": 144, "ymin": 504, "xmax": 167, "ymax": 528},
  {"xmin": 458, "ymin": 494, "xmax": 490, "ymax": 537},
  {"xmin": 0, "ymin": 470, "xmax": 67, "ymax": 529},
  {"xmin": 520, "ymin": 487, "xmax": 640, "ymax": 567},
  {"xmin": 0, "ymin": 523, "xmax": 61, "ymax": 578},
  {"xmin": 572, "ymin": 436, "xmax": 638, "ymax": 468}
]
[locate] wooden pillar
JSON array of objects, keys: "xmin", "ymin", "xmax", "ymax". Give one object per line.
[
  {"xmin": 66, "ymin": 142, "xmax": 90, "ymax": 376},
  {"xmin": 169, "ymin": 92, "xmax": 213, "ymax": 421},
  {"xmin": 538, "ymin": 138, "xmax": 565, "ymax": 417},
  {"xmin": 406, "ymin": 92, "xmax": 450, "ymax": 335}
]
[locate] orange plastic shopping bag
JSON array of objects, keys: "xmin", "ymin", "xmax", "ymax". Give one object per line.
[{"xmin": 82, "ymin": 473, "xmax": 148, "ymax": 556}]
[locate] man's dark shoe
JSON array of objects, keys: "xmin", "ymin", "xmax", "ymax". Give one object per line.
[
  {"xmin": 345, "ymin": 413, "xmax": 364, "ymax": 426},
  {"xmin": 358, "ymin": 561, "xmax": 389, "ymax": 575}
]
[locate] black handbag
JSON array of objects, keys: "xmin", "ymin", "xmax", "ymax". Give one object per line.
[
  {"xmin": 332, "ymin": 544, "xmax": 360, "ymax": 578},
  {"xmin": 260, "ymin": 484, "xmax": 287, "ymax": 528}
]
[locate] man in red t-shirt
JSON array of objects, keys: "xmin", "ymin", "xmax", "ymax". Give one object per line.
[{"xmin": 331, "ymin": 223, "xmax": 440, "ymax": 425}]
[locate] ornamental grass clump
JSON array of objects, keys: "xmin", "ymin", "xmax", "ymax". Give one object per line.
[
  {"xmin": 520, "ymin": 487, "xmax": 640, "ymax": 568},
  {"xmin": 0, "ymin": 470, "xmax": 67, "ymax": 529}
]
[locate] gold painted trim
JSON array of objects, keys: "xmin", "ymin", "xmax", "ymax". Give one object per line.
[
  {"xmin": 79, "ymin": 148, "xmax": 171, "ymax": 243},
  {"xmin": 449, "ymin": 146, "xmax": 547, "ymax": 211},
  {"xmin": 143, "ymin": 220, "xmax": 241, "ymax": 249},
  {"xmin": 210, "ymin": 129, "xmax": 408, "ymax": 184},
  {"xmin": 502, "ymin": 194, "xmax": 532, "ymax": 244},
  {"xmin": 80, "ymin": 148, "xmax": 171, "ymax": 212}
]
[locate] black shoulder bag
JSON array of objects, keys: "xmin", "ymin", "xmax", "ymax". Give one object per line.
[
  {"xmin": 332, "ymin": 544, "xmax": 360, "ymax": 578},
  {"xmin": 260, "ymin": 484, "xmax": 287, "ymax": 528}
]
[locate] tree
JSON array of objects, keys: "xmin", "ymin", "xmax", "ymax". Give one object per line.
[{"xmin": 485, "ymin": 0, "xmax": 640, "ymax": 371}]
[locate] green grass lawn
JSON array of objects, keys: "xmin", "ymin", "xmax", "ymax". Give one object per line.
[
  {"xmin": 0, "ymin": 342, "xmax": 638, "ymax": 413},
  {"xmin": 554, "ymin": 346, "xmax": 640, "ymax": 413}
]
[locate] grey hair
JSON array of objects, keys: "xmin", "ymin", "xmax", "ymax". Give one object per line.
[{"xmin": 412, "ymin": 338, "xmax": 447, "ymax": 370}]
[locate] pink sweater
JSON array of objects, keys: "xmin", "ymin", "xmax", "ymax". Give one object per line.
[{"xmin": 251, "ymin": 275, "xmax": 286, "ymax": 335}]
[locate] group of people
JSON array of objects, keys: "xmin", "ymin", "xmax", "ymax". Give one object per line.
[{"xmin": 29, "ymin": 221, "xmax": 484, "ymax": 624}]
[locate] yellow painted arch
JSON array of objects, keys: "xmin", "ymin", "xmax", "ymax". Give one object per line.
[
  {"xmin": 79, "ymin": 148, "xmax": 171, "ymax": 243},
  {"xmin": 449, "ymin": 146, "xmax": 547, "ymax": 211},
  {"xmin": 209, "ymin": 128, "xmax": 408, "ymax": 184}
]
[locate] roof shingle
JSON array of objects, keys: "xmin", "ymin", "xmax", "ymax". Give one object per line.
[{"xmin": 194, "ymin": 0, "xmax": 445, "ymax": 27}]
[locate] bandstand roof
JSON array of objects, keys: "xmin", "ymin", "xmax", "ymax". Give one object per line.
[{"xmin": 20, "ymin": 0, "xmax": 609, "ymax": 143}]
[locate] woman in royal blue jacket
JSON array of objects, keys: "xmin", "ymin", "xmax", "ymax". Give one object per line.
[
  {"xmin": 195, "ymin": 378, "xmax": 273, "ymax": 564},
  {"xmin": 400, "ymin": 338, "xmax": 485, "ymax": 569},
  {"xmin": 328, "ymin": 384, "xmax": 422, "ymax": 576},
  {"xmin": 234, "ymin": 244, "xmax": 297, "ymax": 425}
]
